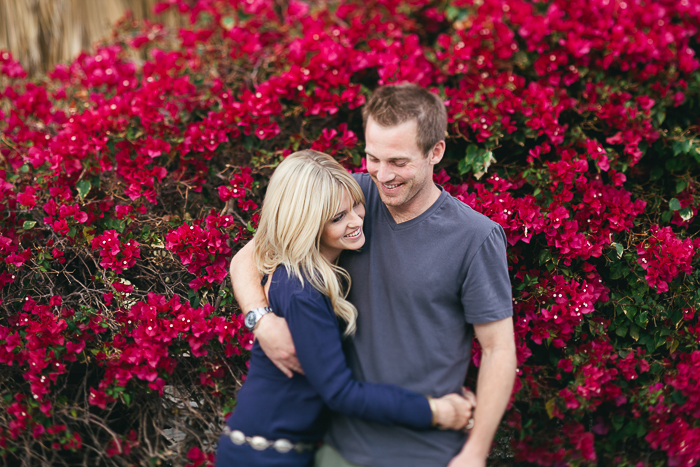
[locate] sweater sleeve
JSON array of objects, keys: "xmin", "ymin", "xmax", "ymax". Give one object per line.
[{"xmin": 284, "ymin": 290, "xmax": 432, "ymax": 429}]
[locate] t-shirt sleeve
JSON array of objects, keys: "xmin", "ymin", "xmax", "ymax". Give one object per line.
[
  {"xmin": 284, "ymin": 290, "xmax": 432, "ymax": 429},
  {"xmin": 461, "ymin": 225, "xmax": 513, "ymax": 324}
]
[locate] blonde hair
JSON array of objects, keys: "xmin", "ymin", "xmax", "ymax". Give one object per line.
[{"xmin": 254, "ymin": 150, "xmax": 365, "ymax": 336}]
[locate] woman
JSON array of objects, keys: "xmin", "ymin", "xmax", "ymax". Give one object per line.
[{"xmin": 216, "ymin": 150, "xmax": 473, "ymax": 467}]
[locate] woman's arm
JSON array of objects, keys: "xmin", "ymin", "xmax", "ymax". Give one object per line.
[{"xmin": 285, "ymin": 291, "xmax": 472, "ymax": 429}]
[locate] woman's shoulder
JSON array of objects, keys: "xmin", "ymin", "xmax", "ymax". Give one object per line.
[{"xmin": 269, "ymin": 265, "xmax": 325, "ymax": 303}]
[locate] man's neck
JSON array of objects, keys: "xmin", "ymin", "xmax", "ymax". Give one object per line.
[{"xmin": 387, "ymin": 184, "xmax": 442, "ymax": 224}]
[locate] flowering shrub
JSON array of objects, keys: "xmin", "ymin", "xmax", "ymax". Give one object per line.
[{"xmin": 1, "ymin": 0, "xmax": 700, "ymax": 465}]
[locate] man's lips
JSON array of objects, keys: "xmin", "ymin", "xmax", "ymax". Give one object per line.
[{"xmin": 381, "ymin": 182, "xmax": 403, "ymax": 190}]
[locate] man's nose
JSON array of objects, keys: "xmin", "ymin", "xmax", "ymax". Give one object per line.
[{"xmin": 376, "ymin": 163, "xmax": 393, "ymax": 183}]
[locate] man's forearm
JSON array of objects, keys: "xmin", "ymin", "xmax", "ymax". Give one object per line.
[
  {"xmin": 229, "ymin": 239, "xmax": 267, "ymax": 313},
  {"xmin": 460, "ymin": 345, "xmax": 517, "ymax": 459},
  {"xmin": 230, "ymin": 239, "xmax": 302, "ymax": 376}
]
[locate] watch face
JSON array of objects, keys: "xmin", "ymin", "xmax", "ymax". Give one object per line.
[{"xmin": 245, "ymin": 312, "xmax": 257, "ymax": 329}]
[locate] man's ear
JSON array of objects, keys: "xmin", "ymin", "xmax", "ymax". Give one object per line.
[{"xmin": 428, "ymin": 141, "xmax": 446, "ymax": 166}]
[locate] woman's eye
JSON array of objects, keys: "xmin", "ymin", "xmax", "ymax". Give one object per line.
[{"xmin": 332, "ymin": 214, "xmax": 343, "ymax": 223}]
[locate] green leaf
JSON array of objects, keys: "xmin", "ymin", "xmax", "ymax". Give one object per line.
[
  {"xmin": 649, "ymin": 166, "xmax": 664, "ymax": 181},
  {"xmin": 679, "ymin": 208, "xmax": 693, "ymax": 222},
  {"xmin": 676, "ymin": 180, "xmax": 688, "ymax": 194},
  {"xmin": 640, "ymin": 334, "xmax": 654, "ymax": 352},
  {"xmin": 655, "ymin": 111, "xmax": 665, "ymax": 125},
  {"xmin": 671, "ymin": 390, "xmax": 687, "ymax": 405},
  {"xmin": 661, "ymin": 210, "xmax": 673, "ymax": 223},
  {"xmin": 623, "ymin": 305, "xmax": 638, "ymax": 320},
  {"xmin": 612, "ymin": 242, "xmax": 624, "ymax": 259},
  {"xmin": 615, "ymin": 325, "xmax": 628, "ymax": 338},
  {"xmin": 221, "ymin": 16, "xmax": 235, "ymax": 30},
  {"xmin": 76, "ymin": 180, "xmax": 91, "ymax": 199},
  {"xmin": 187, "ymin": 289, "xmax": 200, "ymax": 308},
  {"xmin": 611, "ymin": 414, "xmax": 625, "ymax": 431},
  {"xmin": 669, "ymin": 198, "xmax": 682, "ymax": 211},
  {"xmin": 668, "ymin": 339, "xmax": 680, "ymax": 354},
  {"xmin": 445, "ymin": 5, "xmax": 460, "ymax": 21},
  {"xmin": 23, "ymin": 220, "xmax": 36, "ymax": 229},
  {"xmin": 20, "ymin": 164, "xmax": 30, "ymax": 173},
  {"xmin": 457, "ymin": 157, "xmax": 471, "ymax": 176},
  {"xmin": 629, "ymin": 325, "xmax": 640, "ymax": 341},
  {"xmin": 636, "ymin": 423, "xmax": 647, "ymax": 438},
  {"xmin": 635, "ymin": 311, "xmax": 648, "ymax": 328},
  {"xmin": 672, "ymin": 140, "xmax": 684, "ymax": 156},
  {"xmin": 692, "ymin": 145, "xmax": 700, "ymax": 163},
  {"xmin": 682, "ymin": 138, "xmax": 692, "ymax": 154}
]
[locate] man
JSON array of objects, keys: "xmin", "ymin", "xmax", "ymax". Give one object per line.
[{"xmin": 230, "ymin": 84, "xmax": 516, "ymax": 467}]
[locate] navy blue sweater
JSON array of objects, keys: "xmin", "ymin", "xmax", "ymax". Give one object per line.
[{"xmin": 216, "ymin": 266, "xmax": 432, "ymax": 467}]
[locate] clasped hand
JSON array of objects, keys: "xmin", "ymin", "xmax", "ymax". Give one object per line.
[{"xmin": 432, "ymin": 389, "xmax": 476, "ymax": 431}]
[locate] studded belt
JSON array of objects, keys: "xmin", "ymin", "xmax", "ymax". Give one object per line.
[{"xmin": 222, "ymin": 426, "xmax": 318, "ymax": 454}]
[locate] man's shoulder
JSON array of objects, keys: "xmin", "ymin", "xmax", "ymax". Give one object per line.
[
  {"xmin": 438, "ymin": 192, "xmax": 501, "ymax": 235},
  {"xmin": 352, "ymin": 172, "xmax": 373, "ymax": 193}
]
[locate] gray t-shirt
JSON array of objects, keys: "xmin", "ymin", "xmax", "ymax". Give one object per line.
[{"xmin": 327, "ymin": 173, "xmax": 513, "ymax": 467}]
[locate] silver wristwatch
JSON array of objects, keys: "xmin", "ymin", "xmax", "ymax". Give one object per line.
[{"xmin": 244, "ymin": 306, "xmax": 273, "ymax": 331}]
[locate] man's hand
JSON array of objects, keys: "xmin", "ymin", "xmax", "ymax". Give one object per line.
[
  {"xmin": 447, "ymin": 451, "xmax": 486, "ymax": 467},
  {"xmin": 253, "ymin": 313, "xmax": 303, "ymax": 377}
]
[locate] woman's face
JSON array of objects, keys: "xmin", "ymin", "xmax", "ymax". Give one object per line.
[{"xmin": 319, "ymin": 190, "xmax": 365, "ymax": 262}]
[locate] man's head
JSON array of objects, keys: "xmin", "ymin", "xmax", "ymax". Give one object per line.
[
  {"xmin": 362, "ymin": 83, "xmax": 447, "ymax": 155},
  {"xmin": 362, "ymin": 84, "xmax": 447, "ymax": 220}
]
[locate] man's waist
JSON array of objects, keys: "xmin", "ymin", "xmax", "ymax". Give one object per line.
[{"xmin": 326, "ymin": 414, "xmax": 465, "ymax": 467}]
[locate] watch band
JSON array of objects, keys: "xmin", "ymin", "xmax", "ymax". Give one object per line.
[{"xmin": 244, "ymin": 306, "xmax": 273, "ymax": 331}]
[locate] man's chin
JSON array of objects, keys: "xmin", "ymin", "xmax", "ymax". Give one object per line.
[{"xmin": 377, "ymin": 191, "xmax": 405, "ymax": 207}]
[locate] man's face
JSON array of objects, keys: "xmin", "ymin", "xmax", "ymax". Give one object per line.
[{"xmin": 364, "ymin": 117, "xmax": 440, "ymax": 213}]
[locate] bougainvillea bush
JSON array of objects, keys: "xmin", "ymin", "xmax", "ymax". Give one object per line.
[{"xmin": 1, "ymin": 0, "xmax": 700, "ymax": 465}]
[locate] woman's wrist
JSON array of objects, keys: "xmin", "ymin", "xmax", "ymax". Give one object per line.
[
  {"xmin": 426, "ymin": 396, "xmax": 438, "ymax": 427},
  {"xmin": 429, "ymin": 397, "xmax": 457, "ymax": 429}
]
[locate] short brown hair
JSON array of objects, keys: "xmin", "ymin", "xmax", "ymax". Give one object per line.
[{"xmin": 362, "ymin": 84, "xmax": 447, "ymax": 155}]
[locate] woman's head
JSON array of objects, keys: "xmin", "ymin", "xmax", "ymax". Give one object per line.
[
  {"xmin": 254, "ymin": 150, "xmax": 365, "ymax": 335},
  {"xmin": 256, "ymin": 149, "xmax": 365, "ymax": 265}
]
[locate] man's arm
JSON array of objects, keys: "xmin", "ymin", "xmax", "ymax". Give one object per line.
[
  {"xmin": 448, "ymin": 317, "xmax": 516, "ymax": 467},
  {"xmin": 229, "ymin": 239, "xmax": 302, "ymax": 377}
]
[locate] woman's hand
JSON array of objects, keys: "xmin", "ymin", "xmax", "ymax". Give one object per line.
[{"xmin": 433, "ymin": 390, "xmax": 476, "ymax": 431}]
